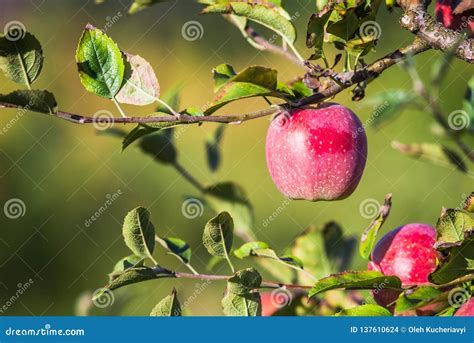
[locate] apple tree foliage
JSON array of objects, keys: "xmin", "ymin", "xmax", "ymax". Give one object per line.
[{"xmin": 0, "ymin": 0, "xmax": 473, "ymax": 316}]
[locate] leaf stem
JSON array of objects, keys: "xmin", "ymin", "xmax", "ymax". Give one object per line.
[
  {"xmin": 112, "ymin": 97, "xmax": 128, "ymax": 118},
  {"xmin": 172, "ymin": 161, "xmax": 206, "ymax": 193},
  {"xmin": 185, "ymin": 263, "xmax": 199, "ymax": 275}
]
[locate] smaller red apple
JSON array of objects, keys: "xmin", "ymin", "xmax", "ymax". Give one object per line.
[
  {"xmin": 260, "ymin": 292, "xmax": 279, "ymax": 316},
  {"xmin": 368, "ymin": 224, "xmax": 438, "ymax": 310},
  {"xmin": 435, "ymin": 0, "xmax": 474, "ymax": 35},
  {"xmin": 454, "ymin": 298, "xmax": 474, "ymax": 316}
]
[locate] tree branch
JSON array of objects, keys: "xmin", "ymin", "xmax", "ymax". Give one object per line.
[
  {"xmin": 397, "ymin": 0, "xmax": 474, "ymax": 63},
  {"xmin": 0, "ymin": 41, "xmax": 430, "ymax": 126}
]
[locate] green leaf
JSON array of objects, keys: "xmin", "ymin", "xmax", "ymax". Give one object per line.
[
  {"xmin": 291, "ymin": 222, "xmax": 355, "ymax": 282},
  {"xmin": 109, "ymin": 255, "xmax": 144, "ymax": 281},
  {"xmin": 229, "ymin": 66, "xmax": 278, "ymax": 90},
  {"xmin": 234, "ymin": 241, "xmax": 269, "ymax": 259},
  {"xmin": 392, "ymin": 141, "xmax": 467, "ymax": 173},
  {"xmin": 394, "ymin": 286, "xmax": 443, "ymax": 314},
  {"xmin": 203, "ymin": 2, "xmax": 296, "ymax": 44},
  {"xmin": 306, "ymin": 11, "xmax": 332, "ymax": 60},
  {"xmin": 365, "ymin": 90, "xmax": 419, "ymax": 127},
  {"xmin": 116, "ymin": 53, "xmax": 160, "ymax": 106},
  {"xmin": 150, "ymin": 289, "xmax": 182, "ymax": 316},
  {"xmin": 335, "ymin": 304, "xmax": 392, "ymax": 316},
  {"xmin": 0, "ymin": 32, "xmax": 43, "ymax": 85},
  {"xmin": 430, "ymin": 237, "xmax": 474, "ymax": 284},
  {"xmin": 308, "ymin": 271, "xmax": 402, "ymax": 299},
  {"xmin": 202, "ymin": 211, "xmax": 234, "ymax": 258},
  {"xmin": 206, "ymin": 124, "xmax": 226, "ymax": 172},
  {"xmin": 359, "ymin": 194, "xmax": 392, "ymax": 260},
  {"xmin": 75, "ymin": 24, "xmax": 124, "ymax": 99},
  {"xmin": 222, "ymin": 291, "xmax": 261, "ymax": 316},
  {"xmin": 94, "ymin": 267, "xmax": 161, "ymax": 298},
  {"xmin": 233, "ymin": 242, "xmax": 304, "ymax": 271},
  {"xmin": 139, "ymin": 130, "xmax": 177, "ymax": 164},
  {"xmin": 0, "ymin": 89, "xmax": 57, "ymax": 114},
  {"xmin": 156, "ymin": 236, "xmax": 191, "ymax": 264},
  {"xmin": 227, "ymin": 268, "xmax": 262, "ymax": 295},
  {"xmin": 122, "ymin": 207, "xmax": 156, "ymax": 260},
  {"xmin": 204, "ymin": 182, "xmax": 255, "ymax": 241},
  {"xmin": 213, "ymin": 63, "xmax": 236, "ymax": 91},
  {"xmin": 435, "ymin": 208, "xmax": 473, "ymax": 249},
  {"xmin": 128, "ymin": 0, "xmax": 170, "ymax": 15}
]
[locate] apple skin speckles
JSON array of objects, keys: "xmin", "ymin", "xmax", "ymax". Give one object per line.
[
  {"xmin": 455, "ymin": 298, "xmax": 474, "ymax": 316},
  {"xmin": 265, "ymin": 103, "xmax": 368, "ymax": 201},
  {"xmin": 367, "ymin": 223, "xmax": 438, "ymax": 311}
]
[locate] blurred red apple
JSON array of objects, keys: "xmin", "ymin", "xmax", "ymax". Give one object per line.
[
  {"xmin": 265, "ymin": 104, "xmax": 367, "ymax": 201},
  {"xmin": 435, "ymin": 0, "xmax": 474, "ymax": 35},
  {"xmin": 368, "ymin": 224, "xmax": 438, "ymax": 309},
  {"xmin": 454, "ymin": 298, "xmax": 474, "ymax": 316},
  {"xmin": 261, "ymin": 292, "xmax": 279, "ymax": 316}
]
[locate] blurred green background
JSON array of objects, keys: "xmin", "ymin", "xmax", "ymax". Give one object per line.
[{"xmin": 0, "ymin": 0, "xmax": 472, "ymax": 316}]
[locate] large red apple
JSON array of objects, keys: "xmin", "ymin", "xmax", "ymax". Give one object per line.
[
  {"xmin": 454, "ymin": 298, "xmax": 474, "ymax": 316},
  {"xmin": 265, "ymin": 104, "xmax": 367, "ymax": 201},
  {"xmin": 368, "ymin": 224, "xmax": 438, "ymax": 309}
]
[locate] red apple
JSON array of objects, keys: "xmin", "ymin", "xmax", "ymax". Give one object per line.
[
  {"xmin": 261, "ymin": 292, "xmax": 279, "ymax": 316},
  {"xmin": 435, "ymin": 0, "xmax": 474, "ymax": 35},
  {"xmin": 368, "ymin": 224, "xmax": 438, "ymax": 309},
  {"xmin": 454, "ymin": 298, "xmax": 474, "ymax": 316},
  {"xmin": 265, "ymin": 104, "xmax": 367, "ymax": 201}
]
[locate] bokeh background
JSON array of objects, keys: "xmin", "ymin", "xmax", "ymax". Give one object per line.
[{"xmin": 0, "ymin": 0, "xmax": 472, "ymax": 316}]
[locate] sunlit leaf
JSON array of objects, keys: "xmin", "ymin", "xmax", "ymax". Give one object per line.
[
  {"xmin": 150, "ymin": 289, "xmax": 181, "ymax": 316},
  {"xmin": 122, "ymin": 207, "xmax": 156, "ymax": 260}
]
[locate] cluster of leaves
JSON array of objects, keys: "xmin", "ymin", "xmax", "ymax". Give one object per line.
[
  {"xmin": 0, "ymin": 30, "xmax": 57, "ymax": 114},
  {"xmin": 92, "ymin": 192, "xmax": 472, "ymax": 316}
]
